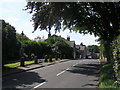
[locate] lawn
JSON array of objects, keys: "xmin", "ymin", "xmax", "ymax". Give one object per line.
[{"xmin": 4, "ymin": 58, "xmax": 61, "ymax": 68}]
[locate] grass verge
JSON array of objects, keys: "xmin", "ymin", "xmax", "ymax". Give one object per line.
[
  {"xmin": 4, "ymin": 58, "xmax": 61, "ymax": 68},
  {"xmin": 99, "ymin": 63, "xmax": 119, "ymax": 88}
]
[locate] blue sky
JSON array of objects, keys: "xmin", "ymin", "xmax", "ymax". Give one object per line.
[{"xmin": 0, "ymin": 0, "xmax": 99, "ymax": 46}]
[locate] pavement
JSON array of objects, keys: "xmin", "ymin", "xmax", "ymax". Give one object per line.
[
  {"xmin": 3, "ymin": 59, "xmax": 100, "ymax": 88},
  {"xmin": 2, "ymin": 59, "xmax": 69, "ymax": 77}
]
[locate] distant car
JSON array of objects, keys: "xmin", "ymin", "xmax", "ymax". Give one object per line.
[{"xmin": 88, "ymin": 56, "xmax": 92, "ymax": 59}]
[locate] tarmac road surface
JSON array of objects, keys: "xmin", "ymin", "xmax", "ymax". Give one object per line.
[{"xmin": 3, "ymin": 59, "xmax": 100, "ymax": 89}]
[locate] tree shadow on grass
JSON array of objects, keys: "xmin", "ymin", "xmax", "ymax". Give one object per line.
[
  {"xmin": 67, "ymin": 63, "xmax": 100, "ymax": 76},
  {"xmin": 2, "ymin": 67, "xmax": 46, "ymax": 89}
]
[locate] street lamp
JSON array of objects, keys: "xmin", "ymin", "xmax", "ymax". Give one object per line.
[
  {"xmin": 21, "ymin": 31, "xmax": 24, "ymax": 55},
  {"xmin": 20, "ymin": 31, "xmax": 25, "ymax": 66},
  {"xmin": 21, "ymin": 31, "xmax": 24, "ymax": 36}
]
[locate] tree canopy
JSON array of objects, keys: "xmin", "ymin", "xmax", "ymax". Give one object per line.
[
  {"xmin": 87, "ymin": 45, "xmax": 100, "ymax": 53},
  {"xmin": 16, "ymin": 33, "xmax": 30, "ymax": 42},
  {"xmin": 46, "ymin": 36, "xmax": 73, "ymax": 58},
  {"xmin": 2, "ymin": 20, "xmax": 20, "ymax": 64},
  {"xmin": 25, "ymin": 2, "xmax": 120, "ymax": 41},
  {"xmin": 25, "ymin": 2, "xmax": 120, "ymax": 63}
]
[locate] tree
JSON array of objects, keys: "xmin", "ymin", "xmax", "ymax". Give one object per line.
[
  {"xmin": 2, "ymin": 20, "xmax": 19, "ymax": 65},
  {"xmin": 25, "ymin": 2, "xmax": 120, "ymax": 64},
  {"xmin": 38, "ymin": 41, "xmax": 51, "ymax": 58},
  {"xmin": 46, "ymin": 37, "xmax": 73, "ymax": 59},
  {"xmin": 87, "ymin": 45, "xmax": 100, "ymax": 59},
  {"xmin": 23, "ymin": 40, "xmax": 50, "ymax": 59},
  {"xmin": 16, "ymin": 33, "xmax": 30, "ymax": 42},
  {"xmin": 34, "ymin": 36, "xmax": 42, "ymax": 42},
  {"xmin": 34, "ymin": 36, "xmax": 45, "ymax": 42},
  {"xmin": 87, "ymin": 45, "xmax": 100, "ymax": 53}
]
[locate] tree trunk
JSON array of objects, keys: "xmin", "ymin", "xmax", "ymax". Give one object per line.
[{"xmin": 103, "ymin": 41, "xmax": 113, "ymax": 64}]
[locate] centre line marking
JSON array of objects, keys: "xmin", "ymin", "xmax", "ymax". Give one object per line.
[
  {"xmin": 57, "ymin": 68, "xmax": 70, "ymax": 76},
  {"xmin": 32, "ymin": 82, "xmax": 46, "ymax": 89},
  {"xmin": 57, "ymin": 70, "xmax": 65, "ymax": 76},
  {"xmin": 66, "ymin": 68, "xmax": 70, "ymax": 71},
  {"xmin": 73, "ymin": 63, "xmax": 78, "ymax": 67}
]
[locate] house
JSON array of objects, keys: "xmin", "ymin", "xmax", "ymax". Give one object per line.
[
  {"xmin": 51, "ymin": 35, "xmax": 76, "ymax": 59},
  {"xmin": 50, "ymin": 35, "xmax": 87, "ymax": 59},
  {"xmin": 65, "ymin": 36, "xmax": 76, "ymax": 59},
  {"xmin": 76, "ymin": 43, "xmax": 87, "ymax": 59}
]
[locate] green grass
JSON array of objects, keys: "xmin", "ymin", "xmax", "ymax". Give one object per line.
[
  {"xmin": 50, "ymin": 58, "xmax": 60, "ymax": 61},
  {"xmin": 99, "ymin": 64, "xmax": 120, "ymax": 88},
  {"xmin": 4, "ymin": 62, "xmax": 20, "ymax": 68},
  {"xmin": 4, "ymin": 58, "xmax": 61, "ymax": 68},
  {"xmin": 38, "ymin": 59, "xmax": 44, "ymax": 62},
  {"xmin": 4, "ymin": 61, "xmax": 35, "ymax": 68}
]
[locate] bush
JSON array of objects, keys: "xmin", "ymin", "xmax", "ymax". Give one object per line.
[
  {"xmin": 22, "ymin": 40, "xmax": 51, "ymax": 59},
  {"xmin": 49, "ymin": 55, "xmax": 52, "ymax": 62},
  {"xmin": 38, "ymin": 41, "xmax": 51, "ymax": 58},
  {"xmin": 46, "ymin": 37, "xmax": 73, "ymax": 59},
  {"xmin": 44, "ymin": 55, "xmax": 48, "ymax": 62},
  {"xmin": 99, "ymin": 64, "xmax": 116, "ymax": 88},
  {"xmin": 34, "ymin": 56, "xmax": 38, "ymax": 64},
  {"xmin": 112, "ymin": 36, "xmax": 120, "ymax": 86}
]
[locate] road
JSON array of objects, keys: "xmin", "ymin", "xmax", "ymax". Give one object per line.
[{"xmin": 3, "ymin": 59, "xmax": 100, "ymax": 89}]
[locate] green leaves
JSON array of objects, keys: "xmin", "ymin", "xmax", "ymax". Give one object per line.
[
  {"xmin": 112, "ymin": 36, "xmax": 120, "ymax": 84},
  {"xmin": 87, "ymin": 45, "xmax": 100, "ymax": 53},
  {"xmin": 22, "ymin": 40, "xmax": 50, "ymax": 59},
  {"xmin": 16, "ymin": 33, "xmax": 30, "ymax": 42},
  {"xmin": 46, "ymin": 36, "xmax": 73, "ymax": 58},
  {"xmin": 2, "ymin": 20, "xmax": 19, "ymax": 64},
  {"xmin": 25, "ymin": 2, "xmax": 120, "ymax": 41}
]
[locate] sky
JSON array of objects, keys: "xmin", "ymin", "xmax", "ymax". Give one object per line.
[{"xmin": 0, "ymin": 0, "xmax": 99, "ymax": 46}]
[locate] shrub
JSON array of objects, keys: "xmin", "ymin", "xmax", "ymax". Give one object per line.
[
  {"xmin": 49, "ymin": 55, "xmax": 52, "ymax": 62},
  {"xmin": 46, "ymin": 37, "xmax": 73, "ymax": 59},
  {"xmin": 44, "ymin": 55, "xmax": 48, "ymax": 62}
]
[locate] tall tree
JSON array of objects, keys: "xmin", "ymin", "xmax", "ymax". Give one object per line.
[
  {"xmin": 46, "ymin": 36, "xmax": 73, "ymax": 58},
  {"xmin": 16, "ymin": 33, "xmax": 30, "ymax": 42},
  {"xmin": 87, "ymin": 45, "xmax": 100, "ymax": 53},
  {"xmin": 2, "ymin": 20, "xmax": 19, "ymax": 65},
  {"xmin": 25, "ymin": 2, "xmax": 120, "ymax": 63}
]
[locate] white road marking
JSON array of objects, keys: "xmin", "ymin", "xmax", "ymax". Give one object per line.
[
  {"xmin": 72, "ymin": 63, "xmax": 78, "ymax": 67},
  {"xmin": 32, "ymin": 82, "xmax": 46, "ymax": 89},
  {"xmin": 66, "ymin": 68, "xmax": 70, "ymax": 71},
  {"xmin": 57, "ymin": 61, "xmax": 83, "ymax": 77},
  {"xmin": 57, "ymin": 70, "xmax": 65, "ymax": 76},
  {"xmin": 57, "ymin": 68, "xmax": 70, "ymax": 76}
]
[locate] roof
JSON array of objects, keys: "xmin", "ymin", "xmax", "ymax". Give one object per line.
[
  {"xmin": 65, "ymin": 40, "xmax": 75, "ymax": 48},
  {"xmin": 76, "ymin": 45, "xmax": 80, "ymax": 49}
]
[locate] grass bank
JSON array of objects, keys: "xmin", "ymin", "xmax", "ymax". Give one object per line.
[
  {"xmin": 4, "ymin": 58, "xmax": 60, "ymax": 68},
  {"xmin": 99, "ymin": 63, "xmax": 120, "ymax": 88}
]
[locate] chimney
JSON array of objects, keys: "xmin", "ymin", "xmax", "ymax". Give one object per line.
[
  {"xmin": 80, "ymin": 42, "xmax": 83, "ymax": 46},
  {"xmin": 67, "ymin": 36, "xmax": 70, "ymax": 41}
]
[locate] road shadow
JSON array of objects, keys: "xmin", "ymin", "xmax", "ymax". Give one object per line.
[
  {"xmin": 67, "ymin": 63, "xmax": 100, "ymax": 76},
  {"xmin": 2, "ymin": 68, "xmax": 46, "ymax": 89},
  {"xmin": 82, "ymin": 83, "xmax": 98, "ymax": 87}
]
